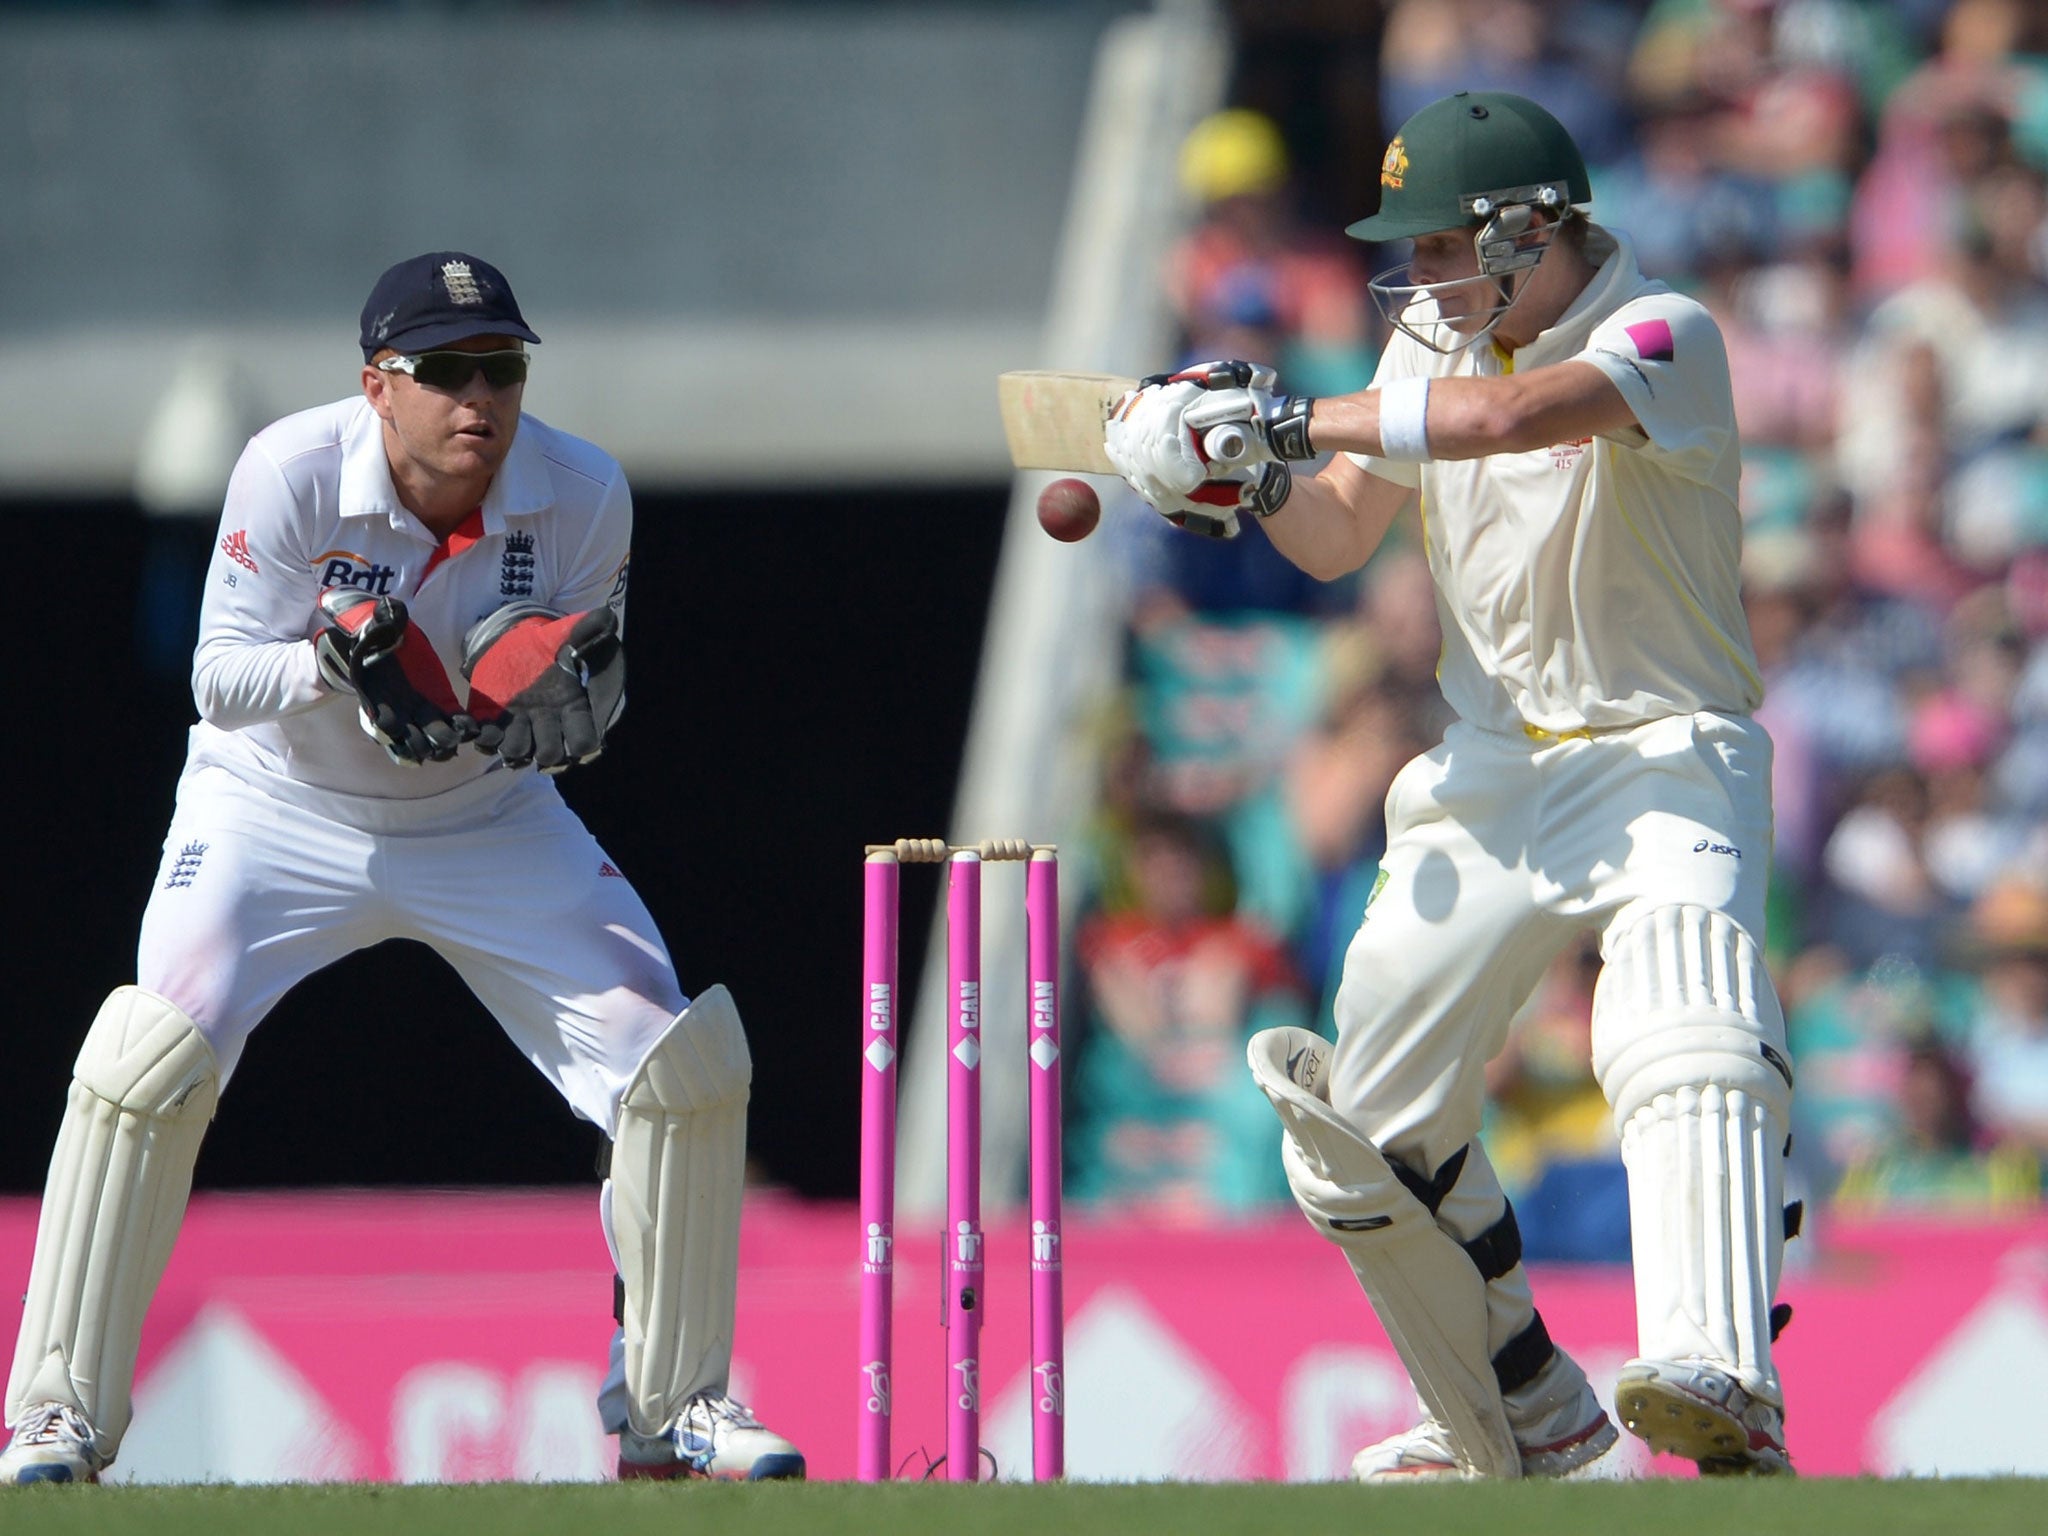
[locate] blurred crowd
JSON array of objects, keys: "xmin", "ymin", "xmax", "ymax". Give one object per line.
[{"xmin": 1066, "ymin": 0, "xmax": 2048, "ymax": 1245}]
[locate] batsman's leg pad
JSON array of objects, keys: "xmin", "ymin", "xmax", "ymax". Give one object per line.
[
  {"xmin": 7, "ymin": 988, "xmax": 219, "ymax": 1454},
  {"xmin": 1249, "ymin": 1028, "xmax": 1520, "ymax": 1479},
  {"xmin": 610, "ymin": 985, "xmax": 751, "ymax": 1437},
  {"xmin": 1593, "ymin": 906, "xmax": 1792, "ymax": 1401},
  {"xmin": 1428, "ymin": 1140, "xmax": 1553, "ymax": 1388},
  {"xmin": 1357, "ymin": 1115, "xmax": 1596, "ymax": 1449}
]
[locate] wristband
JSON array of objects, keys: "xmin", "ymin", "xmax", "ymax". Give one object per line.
[
  {"xmin": 1375, "ymin": 376, "xmax": 1432, "ymax": 461},
  {"xmin": 1246, "ymin": 462, "xmax": 1292, "ymax": 518},
  {"xmin": 1267, "ymin": 396, "xmax": 1317, "ymax": 461}
]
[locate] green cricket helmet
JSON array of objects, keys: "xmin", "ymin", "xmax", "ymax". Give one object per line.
[{"xmin": 1350, "ymin": 91, "xmax": 1592, "ymax": 353}]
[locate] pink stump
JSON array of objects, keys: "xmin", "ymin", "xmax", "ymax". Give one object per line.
[
  {"xmin": 1027, "ymin": 848, "xmax": 1065, "ymax": 1480},
  {"xmin": 945, "ymin": 851, "xmax": 984, "ymax": 1479},
  {"xmin": 857, "ymin": 852, "xmax": 899, "ymax": 1481}
]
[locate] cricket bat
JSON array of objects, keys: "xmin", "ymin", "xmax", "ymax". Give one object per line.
[
  {"xmin": 997, "ymin": 369, "xmax": 1259, "ymax": 475},
  {"xmin": 997, "ymin": 371, "xmax": 1134, "ymax": 474}
]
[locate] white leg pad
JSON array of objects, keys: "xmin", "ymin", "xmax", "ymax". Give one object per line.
[
  {"xmin": 1249, "ymin": 1028, "xmax": 1520, "ymax": 1479},
  {"xmin": 1594, "ymin": 907, "xmax": 1792, "ymax": 1402},
  {"xmin": 609, "ymin": 985, "xmax": 751, "ymax": 1436},
  {"xmin": 7, "ymin": 988, "xmax": 219, "ymax": 1452},
  {"xmin": 1430, "ymin": 1140, "xmax": 1560, "ymax": 1397}
]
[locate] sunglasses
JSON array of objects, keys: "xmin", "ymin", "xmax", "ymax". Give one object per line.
[{"xmin": 376, "ymin": 349, "xmax": 530, "ymax": 390}]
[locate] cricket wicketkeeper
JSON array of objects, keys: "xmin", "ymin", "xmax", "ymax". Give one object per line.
[{"xmin": 1, "ymin": 253, "xmax": 804, "ymax": 1485}]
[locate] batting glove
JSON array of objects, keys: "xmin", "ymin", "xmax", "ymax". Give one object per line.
[
  {"xmin": 1156, "ymin": 496, "xmax": 1243, "ymax": 540},
  {"xmin": 1103, "ymin": 376, "xmax": 1274, "ymax": 538},
  {"xmin": 1172, "ymin": 359, "xmax": 1318, "ymax": 465},
  {"xmin": 462, "ymin": 604, "xmax": 626, "ymax": 774},
  {"xmin": 1224, "ymin": 461, "xmax": 1295, "ymax": 518},
  {"xmin": 1103, "ymin": 377, "xmax": 1215, "ymax": 505},
  {"xmin": 314, "ymin": 591, "xmax": 477, "ymax": 765}
]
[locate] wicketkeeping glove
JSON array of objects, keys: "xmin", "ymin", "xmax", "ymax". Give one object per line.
[
  {"xmin": 461, "ymin": 604, "xmax": 626, "ymax": 774},
  {"xmin": 314, "ymin": 590, "xmax": 477, "ymax": 765}
]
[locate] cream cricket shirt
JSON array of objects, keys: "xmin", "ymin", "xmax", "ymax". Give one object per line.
[
  {"xmin": 189, "ymin": 397, "xmax": 632, "ymax": 800},
  {"xmin": 1350, "ymin": 226, "xmax": 1763, "ymax": 738}
]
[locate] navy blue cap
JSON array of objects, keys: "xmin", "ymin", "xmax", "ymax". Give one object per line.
[{"xmin": 358, "ymin": 251, "xmax": 540, "ymax": 360}]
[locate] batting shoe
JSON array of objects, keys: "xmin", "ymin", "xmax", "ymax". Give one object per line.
[
  {"xmin": 1615, "ymin": 1358, "xmax": 1793, "ymax": 1476},
  {"xmin": 1352, "ymin": 1354, "xmax": 1618, "ymax": 1482},
  {"xmin": 617, "ymin": 1393, "xmax": 806, "ymax": 1482},
  {"xmin": 0, "ymin": 1402, "xmax": 107, "ymax": 1486}
]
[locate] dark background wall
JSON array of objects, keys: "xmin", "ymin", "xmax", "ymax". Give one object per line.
[
  {"xmin": 0, "ymin": 8, "xmax": 1103, "ymax": 330},
  {"xmin": 2, "ymin": 486, "xmax": 1006, "ymax": 1199}
]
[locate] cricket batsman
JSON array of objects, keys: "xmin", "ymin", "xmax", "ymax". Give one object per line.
[
  {"xmin": 1, "ymin": 253, "xmax": 803, "ymax": 1484},
  {"xmin": 1104, "ymin": 92, "xmax": 1797, "ymax": 1478}
]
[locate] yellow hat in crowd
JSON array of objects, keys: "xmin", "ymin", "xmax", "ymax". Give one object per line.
[{"xmin": 1181, "ymin": 108, "xmax": 1290, "ymax": 203}]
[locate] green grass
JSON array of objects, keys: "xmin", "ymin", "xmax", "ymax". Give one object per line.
[{"xmin": 0, "ymin": 1479, "xmax": 2042, "ymax": 1536}]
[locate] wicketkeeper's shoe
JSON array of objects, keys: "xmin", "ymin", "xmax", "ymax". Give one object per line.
[
  {"xmin": 616, "ymin": 1392, "xmax": 806, "ymax": 1482},
  {"xmin": 1352, "ymin": 1352, "xmax": 1618, "ymax": 1482},
  {"xmin": 1614, "ymin": 1358, "xmax": 1793, "ymax": 1476},
  {"xmin": 0, "ymin": 1402, "xmax": 108, "ymax": 1486}
]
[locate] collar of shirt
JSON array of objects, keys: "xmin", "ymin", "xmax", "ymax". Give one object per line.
[
  {"xmin": 336, "ymin": 399, "xmax": 555, "ymax": 539},
  {"xmin": 1505, "ymin": 224, "xmax": 1653, "ymax": 371}
]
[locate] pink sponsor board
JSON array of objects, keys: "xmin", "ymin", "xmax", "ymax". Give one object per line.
[{"xmin": 0, "ymin": 1193, "xmax": 2042, "ymax": 1481}]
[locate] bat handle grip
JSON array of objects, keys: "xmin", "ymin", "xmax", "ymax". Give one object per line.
[{"xmin": 1203, "ymin": 423, "xmax": 1252, "ymax": 467}]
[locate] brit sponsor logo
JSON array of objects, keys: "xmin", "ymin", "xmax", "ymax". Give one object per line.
[
  {"xmin": 1692, "ymin": 838, "xmax": 1743, "ymax": 859},
  {"xmin": 607, "ymin": 553, "xmax": 631, "ymax": 616},
  {"xmin": 314, "ymin": 549, "xmax": 398, "ymax": 594},
  {"xmin": 598, "ymin": 861, "xmax": 624, "ymax": 879},
  {"xmin": 220, "ymin": 529, "xmax": 259, "ymax": 574}
]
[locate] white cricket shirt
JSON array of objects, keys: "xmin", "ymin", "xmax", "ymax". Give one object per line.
[
  {"xmin": 1350, "ymin": 226, "xmax": 1763, "ymax": 739},
  {"xmin": 190, "ymin": 397, "xmax": 632, "ymax": 801}
]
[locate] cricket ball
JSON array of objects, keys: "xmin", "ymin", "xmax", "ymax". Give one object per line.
[{"xmin": 1036, "ymin": 477, "xmax": 1102, "ymax": 543}]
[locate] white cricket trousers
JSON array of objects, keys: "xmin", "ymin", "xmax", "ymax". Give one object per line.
[
  {"xmin": 136, "ymin": 760, "xmax": 685, "ymax": 1133},
  {"xmin": 1329, "ymin": 711, "xmax": 1776, "ymax": 1172}
]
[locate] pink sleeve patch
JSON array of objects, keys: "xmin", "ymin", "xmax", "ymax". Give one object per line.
[{"xmin": 1624, "ymin": 318, "xmax": 1674, "ymax": 362}]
